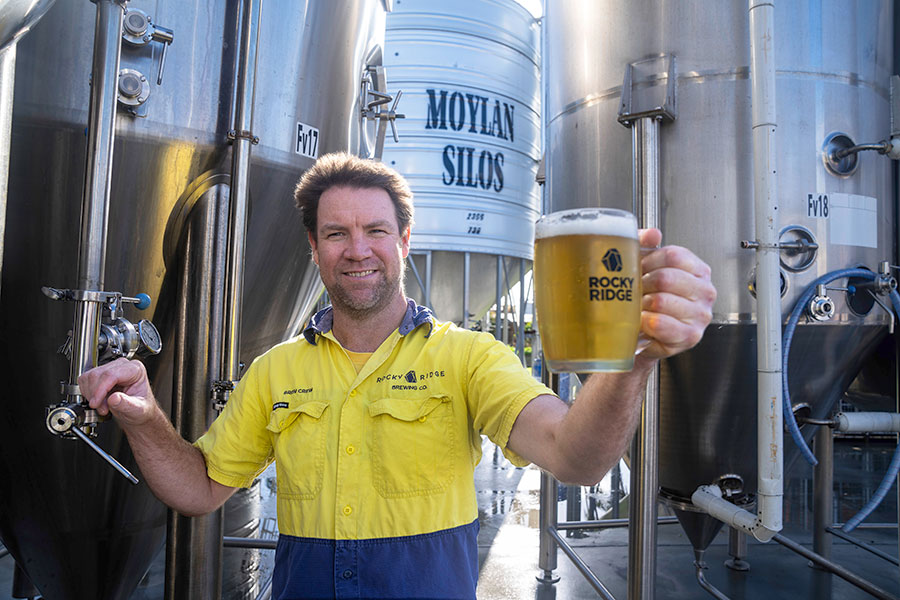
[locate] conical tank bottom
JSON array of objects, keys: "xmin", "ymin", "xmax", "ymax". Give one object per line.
[
  {"xmin": 658, "ymin": 323, "xmax": 886, "ymax": 501},
  {"xmin": 0, "ymin": 420, "xmax": 165, "ymax": 600},
  {"xmin": 672, "ymin": 507, "xmax": 725, "ymax": 552}
]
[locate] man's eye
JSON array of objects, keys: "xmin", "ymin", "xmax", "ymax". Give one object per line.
[{"xmin": 326, "ymin": 232, "xmax": 344, "ymax": 239}]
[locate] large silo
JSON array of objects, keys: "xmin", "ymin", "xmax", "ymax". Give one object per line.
[
  {"xmin": 544, "ymin": 0, "xmax": 893, "ymax": 546},
  {"xmin": 382, "ymin": 0, "xmax": 541, "ymax": 326},
  {"xmin": 0, "ymin": 1, "xmax": 386, "ymax": 598}
]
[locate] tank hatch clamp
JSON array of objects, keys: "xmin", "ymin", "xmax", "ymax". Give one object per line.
[
  {"xmin": 227, "ymin": 129, "xmax": 260, "ymax": 145},
  {"xmin": 361, "ymin": 65, "xmax": 405, "ymax": 160}
]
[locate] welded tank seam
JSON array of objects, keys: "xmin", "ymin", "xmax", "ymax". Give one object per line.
[{"xmin": 549, "ymin": 67, "xmax": 887, "ymax": 127}]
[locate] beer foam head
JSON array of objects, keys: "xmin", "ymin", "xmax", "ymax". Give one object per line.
[{"xmin": 535, "ymin": 208, "xmax": 637, "ymax": 240}]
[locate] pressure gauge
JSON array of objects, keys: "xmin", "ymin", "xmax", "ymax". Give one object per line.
[{"xmin": 138, "ymin": 319, "xmax": 162, "ymax": 355}]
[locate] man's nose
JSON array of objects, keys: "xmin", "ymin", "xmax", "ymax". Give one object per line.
[{"xmin": 344, "ymin": 233, "xmax": 373, "ymax": 259}]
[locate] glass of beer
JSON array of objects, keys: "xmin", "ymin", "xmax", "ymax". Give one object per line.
[{"xmin": 534, "ymin": 208, "xmax": 641, "ymax": 372}]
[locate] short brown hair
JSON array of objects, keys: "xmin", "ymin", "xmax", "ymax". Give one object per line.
[{"xmin": 294, "ymin": 152, "xmax": 414, "ymax": 239}]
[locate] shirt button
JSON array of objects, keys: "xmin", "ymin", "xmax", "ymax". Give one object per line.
[
  {"xmin": 346, "ymin": 445, "xmax": 356, "ymax": 455},
  {"xmin": 343, "ymin": 505, "xmax": 353, "ymax": 516},
  {"xmin": 418, "ymin": 416, "xmax": 427, "ymax": 423},
  {"xmin": 349, "ymin": 389, "xmax": 358, "ymax": 397},
  {"xmin": 342, "ymin": 569, "xmax": 353, "ymax": 579}
]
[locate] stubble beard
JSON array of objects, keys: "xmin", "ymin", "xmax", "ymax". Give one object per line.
[{"xmin": 328, "ymin": 266, "xmax": 407, "ymax": 321}]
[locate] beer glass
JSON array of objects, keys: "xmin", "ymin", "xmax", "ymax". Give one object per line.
[{"xmin": 534, "ymin": 208, "xmax": 641, "ymax": 372}]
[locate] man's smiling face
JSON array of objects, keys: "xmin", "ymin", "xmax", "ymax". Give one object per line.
[{"xmin": 309, "ymin": 185, "xmax": 410, "ymax": 320}]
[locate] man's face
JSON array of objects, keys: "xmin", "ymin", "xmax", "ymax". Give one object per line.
[{"xmin": 309, "ymin": 186, "xmax": 410, "ymax": 319}]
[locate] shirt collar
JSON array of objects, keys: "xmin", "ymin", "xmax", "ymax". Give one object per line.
[{"xmin": 302, "ymin": 298, "xmax": 435, "ymax": 345}]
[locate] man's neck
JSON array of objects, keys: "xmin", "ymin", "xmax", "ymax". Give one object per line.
[{"xmin": 330, "ymin": 294, "xmax": 409, "ymax": 352}]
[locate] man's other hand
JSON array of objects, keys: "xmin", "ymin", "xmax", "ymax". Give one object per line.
[{"xmin": 637, "ymin": 228, "xmax": 716, "ymax": 359}]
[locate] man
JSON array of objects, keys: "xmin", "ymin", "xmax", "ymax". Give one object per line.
[{"xmin": 80, "ymin": 152, "xmax": 716, "ymax": 599}]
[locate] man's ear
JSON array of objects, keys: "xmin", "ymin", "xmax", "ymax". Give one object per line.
[
  {"xmin": 308, "ymin": 231, "xmax": 319, "ymax": 265},
  {"xmin": 400, "ymin": 226, "xmax": 411, "ymax": 258}
]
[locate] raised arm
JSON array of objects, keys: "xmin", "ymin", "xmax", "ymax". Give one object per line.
[
  {"xmin": 78, "ymin": 358, "xmax": 235, "ymax": 516},
  {"xmin": 508, "ymin": 228, "xmax": 716, "ymax": 484}
]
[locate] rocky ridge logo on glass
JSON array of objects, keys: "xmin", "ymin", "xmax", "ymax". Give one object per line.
[{"xmin": 590, "ymin": 247, "xmax": 635, "ymax": 301}]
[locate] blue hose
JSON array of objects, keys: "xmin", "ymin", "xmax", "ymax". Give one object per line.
[
  {"xmin": 782, "ymin": 268, "xmax": 877, "ymax": 466},
  {"xmin": 782, "ymin": 268, "xmax": 900, "ymax": 532}
]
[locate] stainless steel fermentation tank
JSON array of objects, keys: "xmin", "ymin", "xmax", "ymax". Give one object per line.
[
  {"xmin": 544, "ymin": 0, "xmax": 894, "ymax": 548},
  {"xmin": 0, "ymin": 1, "xmax": 386, "ymax": 598},
  {"xmin": 382, "ymin": 0, "xmax": 541, "ymax": 326}
]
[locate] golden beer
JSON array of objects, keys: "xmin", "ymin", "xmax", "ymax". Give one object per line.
[{"xmin": 534, "ymin": 208, "xmax": 641, "ymax": 372}]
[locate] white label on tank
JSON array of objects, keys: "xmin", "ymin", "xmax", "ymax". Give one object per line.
[
  {"xmin": 295, "ymin": 122, "xmax": 320, "ymax": 159},
  {"xmin": 808, "ymin": 193, "xmax": 877, "ymax": 248}
]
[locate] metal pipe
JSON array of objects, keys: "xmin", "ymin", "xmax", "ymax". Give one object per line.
[
  {"xmin": 612, "ymin": 463, "xmax": 621, "ymax": 519},
  {"xmin": 725, "ymin": 527, "xmax": 749, "ymax": 571},
  {"xmin": 825, "ymin": 527, "xmax": 899, "ymax": 566},
  {"xmin": 833, "ymin": 522, "xmax": 897, "ymax": 530},
  {"xmin": 0, "ymin": 44, "xmax": 15, "ymax": 300},
  {"xmin": 772, "ymin": 534, "xmax": 898, "ymax": 600},
  {"xmin": 462, "ymin": 252, "xmax": 470, "ymax": 328},
  {"xmin": 628, "ymin": 113, "xmax": 661, "ymax": 600},
  {"xmin": 223, "ymin": 536, "xmax": 278, "ymax": 550},
  {"xmin": 166, "ymin": 182, "xmax": 230, "ymax": 600},
  {"xmin": 694, "ymin": 551, "xmax": 731, "ymax": 600},
  {"xmin": 495, "ymin": 255, "xmax": 503, "ymax": 340},
  {"xmin": 833, "ymin": 141, "xmax": 891, "ymax": 160},
  {"xmin": 835, "ymin": 412, "xmax": 900, "ymax": 433},
  {"xmin": 696, "ymin": 0, "xmax": 784, "ymax": 543},
  {"xmin": 537, "ymin": 369, "xmax": 559, "ymax": 582},
  {"xmin": 66, "ymin": 0, "xmax": 124, "ymax": 398},
  {"xmin": 548, "ymin": 527, "xmax": 617, "ymax": 600},
  {"xmin": 813, "ymin": 423, "xmax": 834, "ymax": 561},
  {"xmin": 538, "ymin": 470, "xmax": 560, "ymax": 581},
  {"xmin": 405, "ymin": 254, "xmax": 427, "ymax": 297},
  {"xmin": 68, "ymin": 299, "xmax": 103, "ymax": 395},
  {"xmin": 77, "ymin": 0, "xmax": 123, "ymax": 291},
  {"xmin": 517, "ymin": 258, "xmax": 525, "ymax": 361},
  {"xmin": 556, "ymin": 516, "xmax": 678, "ymax": 530},
  {"xmin": 748, "ymin": 0, "xmax": 783, "ymax": 540},
  {"xmin": 424, "ymin": 250, "xmax": 432, "ymax": 309},
  {"xmin": 222, "ymin": 0, "xmax": 262, "ymax": 389}
]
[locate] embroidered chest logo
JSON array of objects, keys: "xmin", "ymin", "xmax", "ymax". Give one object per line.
[{"xmin": 376, "ymin": 369, "xmax": 446, "ymax": 391}]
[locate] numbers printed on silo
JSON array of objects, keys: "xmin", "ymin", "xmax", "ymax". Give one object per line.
[
  {"xmin": 466, "ymin": 212, "xmax": 485, "ymax": 221},
  {"xmin": 467, "ymin": 226, "xmax": 482, "ymax": 235},
  {"xmin": 295, "ymin": 121, "xmax": 320, "ymax": 159},
  {"xmin": 808, "ymin": 193, "xmax": 829, "ymax": 218}
]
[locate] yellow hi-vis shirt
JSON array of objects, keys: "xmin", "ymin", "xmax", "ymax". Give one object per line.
[{"xmin": 194, "ymin": 301, "xmax": 554, "ymax": 541}]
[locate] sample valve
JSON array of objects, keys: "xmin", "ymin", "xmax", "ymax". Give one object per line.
[
  {"xmin": 808, "ymin": 284, "xmax": 835, "ymax": 321},
  {"xmin": 42, "ymin": 285, "xmax": 162, "ymax": 484}
]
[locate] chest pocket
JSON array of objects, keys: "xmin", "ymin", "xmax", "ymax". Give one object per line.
[
  {"xmin": 368, "ymin": 394, "xmax": 456, "ymax": 498},
  {"xmin": 266, "ymin": 399, "xmax": 329, "ymax": 499}
]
